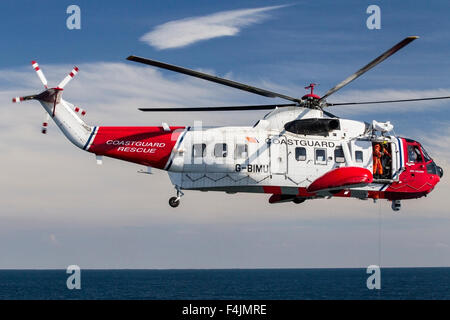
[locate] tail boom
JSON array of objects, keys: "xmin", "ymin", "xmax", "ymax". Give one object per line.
[
  {"xmin": 13, "ymin": 60, "xmax": 186, "ymax": 171},
  {"xmin": 86, "ymin": 126, "xmax": 186, "ymax": 169}
]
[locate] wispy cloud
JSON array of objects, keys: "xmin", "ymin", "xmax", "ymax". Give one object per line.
[{"xmin": 140, "ymin": 5, "xmax": 287, "ymax": 50}]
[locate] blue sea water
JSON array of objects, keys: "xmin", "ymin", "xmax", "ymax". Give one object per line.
[{"xmin": 0, "ymin": 268, "xmax": 449, "ymax": 300}]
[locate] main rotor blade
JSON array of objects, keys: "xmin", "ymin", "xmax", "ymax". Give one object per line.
[
  {"xmin": 127, "ymin": 56, "xmax": 301, "ymax": 103},
  {"xmin": 327, "ymin": 95, "xmax": 450, "ymax": 106},
  {"xmin": 139, "ymin": 104, "xmax": 297, "ymax": 112},
  {"xmin": 320, "ymin": 36, "xmax": 419, "ymax": 101},
  {"xmin": 322, "ymin": 110, "xmax": 339, "ymax": 118}
]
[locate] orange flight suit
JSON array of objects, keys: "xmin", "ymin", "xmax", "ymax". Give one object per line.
[{"xmin": 373, "ymin": 144, "xmax": 391, "ymax": 175}]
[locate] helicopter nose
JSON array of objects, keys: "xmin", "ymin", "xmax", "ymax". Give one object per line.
[{"xmin": 437, "ymin": 166, "xmax": 444, "ymax": 178}]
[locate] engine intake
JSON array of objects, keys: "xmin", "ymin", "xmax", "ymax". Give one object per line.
[{"xmin": 284, "ymin": 118, "xmax": 340, "ymax": 135}]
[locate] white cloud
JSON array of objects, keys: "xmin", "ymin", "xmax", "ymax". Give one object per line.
[{"xmin": 140, "ymin": 5, "xmax": 287, "ymax": 50}]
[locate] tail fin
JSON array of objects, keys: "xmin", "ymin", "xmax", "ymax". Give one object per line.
[{"xmin": 12, "ymin": 61, "xmax": 94, "ymax": 149}]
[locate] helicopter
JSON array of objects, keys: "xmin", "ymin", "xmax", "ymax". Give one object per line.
[{"xmin": 12, "ymin": 36, "xmax": 446, "ymax": 211}]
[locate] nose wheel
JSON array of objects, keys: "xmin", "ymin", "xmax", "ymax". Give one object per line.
[{"xmin": 169, "ymin": 186, "xmax": 184, "ymax": 208}]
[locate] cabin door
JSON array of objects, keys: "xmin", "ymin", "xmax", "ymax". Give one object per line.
[{"xmin": 269, "ymin": 136, "xmax": 288, "ymax": 175}]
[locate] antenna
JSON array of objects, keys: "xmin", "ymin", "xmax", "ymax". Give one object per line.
[{"xmin": 304, "ymin": 83, "xmax": 317, "ymax": 95}]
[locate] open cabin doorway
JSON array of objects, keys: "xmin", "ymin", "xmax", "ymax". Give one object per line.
[{"xmin": 372, "ymin": 141, "xmax": 393, "ymax": 180}]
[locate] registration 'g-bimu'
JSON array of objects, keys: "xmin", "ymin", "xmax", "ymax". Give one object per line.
[{"xmin": 13, "ymin": 36, "xmax": 446, "ymax": 211}]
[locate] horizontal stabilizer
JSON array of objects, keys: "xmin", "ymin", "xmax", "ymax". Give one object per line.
[{"xmin": 307, "ymin": 167, "xmax": 373, "ymax": 193}]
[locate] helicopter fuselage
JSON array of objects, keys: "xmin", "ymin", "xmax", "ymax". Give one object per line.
[{"xmin": 85, "ymin": 107, "xmax": 442, "ymax": 205}]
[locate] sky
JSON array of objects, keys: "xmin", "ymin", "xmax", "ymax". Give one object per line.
[{"xmin": 0, "ymin": 0, "xmax": 450, "ymax": 269}]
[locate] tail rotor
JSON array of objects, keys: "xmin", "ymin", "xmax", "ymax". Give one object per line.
[{"xmin": 12, "ymin": 61, "xmax": 87, "ymax": 135}]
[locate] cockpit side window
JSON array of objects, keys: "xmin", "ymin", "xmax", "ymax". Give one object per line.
[
  {"xmin": 421, "ymin": 146, "xmax": 432, "ymax": 162},
  {"xmin": 407, "ymin": 145, "xmax": 423, "ymax": 163}
]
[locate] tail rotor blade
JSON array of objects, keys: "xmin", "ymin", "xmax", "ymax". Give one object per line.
[
  {"xmin": 12, "ymin": 95, "xmax": 36, "ymax": 103},
  {"xmin": 74, "ymin": 105, "xmax": 87, "ymax": 116},
  {"xmin": 31, "ymin": 61, "xmax": 48, "ymax": 88},
  {"xmin": 57, "ymin": 66, "xmax": 79, "ymax": 89},
  {"xmin": 41, "ymin": 113, "xmax": 50, "ymax": 134},
  {"xmin": 12, "ymin": 96, "xmax": 25, "ymax": 103}
]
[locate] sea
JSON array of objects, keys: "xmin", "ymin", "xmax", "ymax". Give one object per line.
[{"xmin": 0, "ymin": 268, "xmax": 449, "ymax": 300}]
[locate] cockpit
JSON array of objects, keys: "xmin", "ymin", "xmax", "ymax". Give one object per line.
[{"xmin": 405, "ymin": 139, "xmax": 443, "ymax": 177}]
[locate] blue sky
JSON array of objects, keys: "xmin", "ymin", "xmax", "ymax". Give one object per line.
[
  {"xmin": 1, "ymin": 0, "xmax": 450, "ymax": 269},
  {"xmin": 2, "ymin": 1, "xmax": 450, "ymax": 129}
]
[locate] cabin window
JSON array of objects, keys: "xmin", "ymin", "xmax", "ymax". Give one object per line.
[
  {"xmin": 334, "ymin": 147, "xmax": 345, "ymax": 163},
  {"xmin": 295, "ymin": 147, "xmax": 307, "ymax": 161},
  {"xmin": 192, "ymin": 143, "xmax": 206, "ymax": 158},
  {"xmin": 235, "ymin": 144, "xmax": 248, "ymax": 159},
  {"xmin": 214, "ymin": 143, "xmax": 228, "ymax": 158},
  {"xmin": 408, "ymin": 145, "xmax": 423, "ymax": 163},
  {"xmin": 315, "ymin": 148, "xmax": 327, "ymax": 165},
  {"xmin": 355, "ymin": 150, "xmax": 363, "ymax": 163}
]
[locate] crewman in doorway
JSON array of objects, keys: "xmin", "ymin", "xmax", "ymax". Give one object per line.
[{"xmin": 373, "ymin": 142, "xmax": 391, "ymax": 178}]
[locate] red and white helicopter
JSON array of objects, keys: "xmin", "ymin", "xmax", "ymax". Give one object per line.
[{"xmin": 13, "ymin": 36, "xmax": 446, "ymax": 211}]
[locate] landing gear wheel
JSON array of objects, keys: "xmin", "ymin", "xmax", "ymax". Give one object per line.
[
  {"xmin": 391, "ymin": 200, "xmax": 401, "ymax": 211},
  {"xmin": 169, "ymin": 197, "xmax": 180, "ymax": 208},
  {"xmin": 169, "ymin": 186, "xmax": 184, "ymax": 208}
]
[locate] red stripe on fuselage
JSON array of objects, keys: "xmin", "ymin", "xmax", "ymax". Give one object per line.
[{"xmin": 87, "ymin": 126, "xmax": 185, "ymax": 169}]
